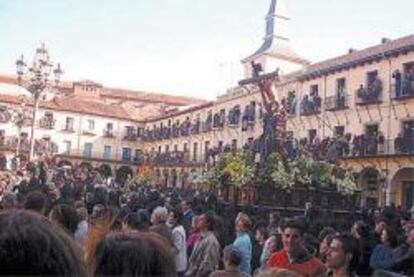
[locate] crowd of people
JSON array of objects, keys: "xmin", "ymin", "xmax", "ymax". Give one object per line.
[{"xmin": 0, "ymin": 161, "xmax": 413, "ymax": 276}]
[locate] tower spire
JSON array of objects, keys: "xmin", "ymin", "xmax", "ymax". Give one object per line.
[{"xmin": 242, "ymin": 0, "xmax": 308, "ymax": 78}]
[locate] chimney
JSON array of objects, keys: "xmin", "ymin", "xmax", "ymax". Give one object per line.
[
  {"xmin": 381, "ymin": 37, "xmax": 391, "ymax": 44},
  {"xmin": 348, "ymin": 48, "xmax": 356, "ymax": 54}
]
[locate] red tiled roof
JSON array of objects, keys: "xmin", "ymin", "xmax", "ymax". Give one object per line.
[
  {"xmin": 101, "ymin": 88, "xmax": 207, "ymax": 106},
  {"xmin": 0, "ymin": 75, "xmax": 207, "ymax": 107},
  {"xmin": 145, "ymin": 101, "xmax": 215, "ymax": 122},
  {"xmin": 0, "ymin": 94, "xmax": 136, "ymax": 122},
  {"xmin": 300, "ymin": 35, "xmax": 414, "ymax": 79}
]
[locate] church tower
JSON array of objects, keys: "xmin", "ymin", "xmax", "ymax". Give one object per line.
[{"xmin": 242, "ymin": 0, "xmax": 309, "ymax": 78}]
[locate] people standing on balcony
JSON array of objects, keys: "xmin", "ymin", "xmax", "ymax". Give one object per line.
[
  {"xmin": 393, "ymin": 69, "xmax": 402, "ymax": 97},
  {"xmin": 368, "ymin": 76, "xmax": 382, "ymax": 100}
]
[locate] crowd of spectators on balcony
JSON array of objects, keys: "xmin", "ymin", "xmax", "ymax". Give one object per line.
[
  {"xmin": 281, "ymin": 91, "xmax": 297, "ymax": 115},
  {"xmin": 300, "ymin": 91, "xmax": 322, "ymax": 115},
  {"xmin": 241, "ymin": 102, "xmax": 256, "ymax": 131},
  {"xmin": 0, "ymin": 108, "xmax": 11, "ymax": 123},
  {"xmin": 149, "ymin": 150, "xmax": 190, "ymax": 166},
  {"xmin": 213, "ymin": 111, "xmax": 226, "ymax": 129},
  {"xmin": 393, "ymin": 67, "xmax": 414, "ymax": 98},
  {"xmin": 395, "ymin": 133, "xmax": 414, "ymax": 154},
  {"xmin": 356, "ymin": 76, "xmax": 383, "ymax": 103},
  {"xmin": 38, "ymin": 113, "xmax": 55, "ymax": 129},
  {"xmin": 228, "ymin": 106, "xmax": 241, "ymax": 126}
]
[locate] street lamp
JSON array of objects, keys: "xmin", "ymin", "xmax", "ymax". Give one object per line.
[{"xmin": 15, "ymin": 43, "xmax": 63, "ymax": 162}]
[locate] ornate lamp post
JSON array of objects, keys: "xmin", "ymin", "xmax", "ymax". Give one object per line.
[{"xmin": 15, "ymin": 43, "xmax": 63, "ymax": 162}]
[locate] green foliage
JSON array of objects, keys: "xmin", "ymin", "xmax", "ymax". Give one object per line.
[
  {"xmin": 260, "ymin": 152, "xmax": 358, "ymax": 195},
  {"xmin": 209, "ymin": 151, "xmax": 254, "ymax": 187},
  {"xmin": 134, "ymin": 166, "xmax": 155, "ymax": 186}
]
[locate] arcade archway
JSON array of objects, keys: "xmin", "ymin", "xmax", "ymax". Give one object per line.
[
  {"xmin": 390, "ymin": 167, "xmax": 414, "ymax": 211},
  {"xmin": 116, "ymin": 166, "xmax": 133, "ymax": 186},
  {"xmin": 99, "ymin": 164, "xmax": 113, "ymax": 179},
  {"xmin": 358, "ymin": 167, "xmax": 382, "ymax": 209}
]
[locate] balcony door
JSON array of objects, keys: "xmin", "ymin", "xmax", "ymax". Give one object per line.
[
  {"xmin": 403, "ymin": 182, "xmax": 414, "ymax": 211},
  {"xmin": 83, "ymin": 143, "xmax": 92, "ymax": 158},
  {"xmin": 122, "ymin": 147, "xmax": 132, "ymax": 162},
  {"xmin": 103, "ymin": 145, "xmax": 111, "ymax": 160}
]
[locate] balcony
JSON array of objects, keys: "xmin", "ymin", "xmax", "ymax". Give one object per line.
[
  {"xmin": 355, "ymin": 86, "xmax": 382, "ymax": 105},
  {"xmin": 190, "ymin": 122, "xmax": 201, "ymax": 135},
  {"xmin": 300, "ymin": 95, "xmax": 322, "ymax": 116},
  {"xmin": 180, "ymin": 122, "xmax": 191, "ymax": 136},
  {"xmin": 38, "ymin": 117, "xmax": 55, "ymax": 129},
  {"xmin": 281, "ymin": 93, "xmax": 297, "ymax": 117},
  {"xmin": 57, "ymin": 149, "xmax": 142, "ymax": 165},
  {"xmin": 0, "ymin": 136, "xmax": 30, "ymax": 152},
  {"xmin": 82, "ymin": 130, "xmax": 96, "ymax": 136},
  {"xmin": 61, "ymin": 125, "xmax": 75, "ymax": 133},
  {"xmin": 149, "ymin": 150, "xmax": 198, "ymax": 167},
  {"xmin": 227, "ymin": 109, "xmax": 240, "ymax": 127},
  {"xmin": 0, "ymin": 110, "xmax": 11, "ymax": 123},
  {"xmin": 103, "ymin": 129, "xmax": 115, "ymax": 139},
  {"xmin": 325, "ymin": 94, "xmax": 349, "ymax": 111},
  {"xmin": 391, "ymin": 81, "xmax": 414, "ymax": 100},
  {"xmin": 123, "ymin": 133, "xmax": 137, "ymax": 141}
]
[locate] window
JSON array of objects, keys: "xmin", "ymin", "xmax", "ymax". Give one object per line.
[
  {"xmin": 158, "ymin": 146, "xmax": 162, "ymax": 153},
  {"xmin": 308, "ymin": 129, "xmax": 317, "ymax": 142},
  {"xmin": 402, "ymin": 120, "xmax": 414, "ymax": 137},
  {"xmin": 232, "ymin": 139, "xmax": 237, "ymax": 150},
  {"xmin": 334, "ymin": 126, "xmax": 345, "ymax": 137},
  {"xmin": 183, "ymin": 143, "xmax": 188, "ymax": 152},
  {"xmin": 103, "ymin": 145, "xmax": 111, "ymax": 160},
  {"xmin": 204, "ymin": 141, "xmax": 210, "ymax": 162},
  {"xmin": 193, "ymin": 142, "xmax": 198, "ymax": 162},
  {"xmin": 310, "ymin": 85, "xmax": 319, "ymax": 95},
  {"xmin": 174, "ymin": 144, "xmax": 178, "ymax": 152},
  {"xmin": 65, "ymin": 117, "xmax": 74, "ymax": 131},
  {"xmin": 367, "ymin": 71, "xmax": 378, "ymax": 87},
  {"xmin": 403, "ymin": 62, "xmax": 414, "ymax": 73},
  {"xmin": 337, "ymin": 78, "xmax": 346, "ymax": 94},
  {"xmin": 83, "ymin": 143, "xmax": 93, "ymax": 158},
  {"xmin": 218, "ymin": 141, "xmax": 223, "ymax": 151},
  {"xmin": 122, "ymin": 148, "xmax": 132, "ymax": 161},
  {"xmin": 365, "ymin": 124, "xmax": 379, "ymax": 137},
  {"xmin": 87, "ymin": 119, "xmax": 95, "ymax": 131},
  {"xmin": 106, "ymin": 123, "xmax": 113, "ymax": 131},
  {"xmin": 63, "ymin": 140, "xmax": 71, "ymax": 154},
  {"xmin": 165, "ymin": 145, "xmax": 170, "ymax": 153}
]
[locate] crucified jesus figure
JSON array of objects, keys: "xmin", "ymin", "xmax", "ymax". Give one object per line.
[{"xmin": 250, "ymin": 61, "xmax": 287, "ymax": 160}]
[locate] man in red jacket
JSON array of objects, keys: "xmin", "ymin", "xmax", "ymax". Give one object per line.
[{"xmin": 266, "ymin": 217, "xmax": 326, "ymax": 277}]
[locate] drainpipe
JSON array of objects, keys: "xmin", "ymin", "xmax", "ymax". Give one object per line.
[{"xmin": 384, "ymin": 55, "xmax": 393, "ymax": 206}]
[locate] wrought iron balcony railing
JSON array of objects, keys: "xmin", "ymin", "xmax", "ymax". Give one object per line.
[
  {"xmin": 355, "ymin": 87, "xmax": 382, "ymax": 105},
  {"xmin": 325, "ymin": 94, "xmax": 349, "ymax": 111},
  {"xmin": 39, "ymin": 117, "xmax": 55, "ymax": 129},
  {"xmin": 391, "ymin": 82, "xmax": 414, "ymax": 100}
]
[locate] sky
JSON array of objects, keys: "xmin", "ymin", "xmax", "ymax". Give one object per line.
[{"xmin": 0, "ymin": 0, "xmax": 413, "ymax": 100}]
